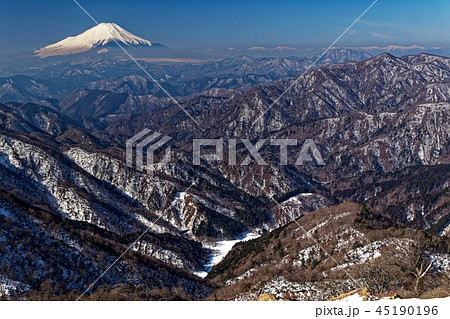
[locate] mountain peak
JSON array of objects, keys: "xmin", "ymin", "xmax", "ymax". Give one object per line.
[{"xmin": 34, "ymin": 22, "xmax": 152, "ymax": 58}]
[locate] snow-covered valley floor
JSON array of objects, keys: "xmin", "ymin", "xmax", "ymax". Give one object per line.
[{"xmin": 194, "ymin": 232, "xmax": 260, "ymax": 278}]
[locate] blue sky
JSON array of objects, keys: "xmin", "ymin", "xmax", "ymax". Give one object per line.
[{"xmin": 0, "ymin": 0, "xmax": 449, "ymax": 54}]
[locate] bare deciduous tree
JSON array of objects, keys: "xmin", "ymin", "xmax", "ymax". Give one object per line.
[{"xmin": 409, "ymin": 257, "xmax": 433, "ymax": 294}]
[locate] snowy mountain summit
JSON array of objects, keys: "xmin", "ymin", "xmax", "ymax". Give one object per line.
[{"xmin": 35, "ymin": 22, "xmax": 153, "ymax": 58}]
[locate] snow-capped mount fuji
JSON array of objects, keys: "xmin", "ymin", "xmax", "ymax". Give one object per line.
[{"xmin": 35, "ymin": 22, "xmax": 157, "ymax": 58}]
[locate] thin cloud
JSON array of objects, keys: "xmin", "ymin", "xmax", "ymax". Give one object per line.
[
  {"xmin": 228, "ymin": 46, "xmax": 297, "ymax": 52},
  {"xmin": 359, "ymin": 20, "xmax": 401, "ymax": 28},
  {"xmin": 371, "ymin": 32, "xmax": 395, "ymax": 39},
  {"xmin": 348, "ymin": 30, "xmax": 360, "ymax": 35}
]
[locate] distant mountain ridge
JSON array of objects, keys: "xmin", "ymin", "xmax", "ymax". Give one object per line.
[
  {"xmin": 35, "ymin": 22, "xmax": 156, "ymax": 58},
  {"xmin": 340, "ymin": 44, "xmax": 448, "ymax": 57},
  {"xmin": 0, "ymin": 48, "xmax": 374, "ymax": 107}
]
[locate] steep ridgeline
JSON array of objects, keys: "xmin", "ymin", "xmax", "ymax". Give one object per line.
[
  {"xmin": 110, "ymin": 53, "xmax": 450, "ymax": 232},
  {"xmin": 0, "ymin": 100, "xmax": 276, "ymax": 298},
  {"xmin": 0, "ymin": 104, "xmax": 214, "ymax": 299},
  {"xmin": 0, "ymin": 100, "xmax": 334, "ymax": 237},
  {"xmin": 332, "ymin": 165, "xmax": 450, "ymax": 236},
  {"xmin": 0, "ymin": 134, "xmax": 239, "ymax": 299},
  {"xmin": 129, "ymin": 53, "xmax": 450, "ymax": 138}
]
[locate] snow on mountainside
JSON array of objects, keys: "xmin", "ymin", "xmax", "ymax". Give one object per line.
[
  {"xmin": 35, "ymin": 22, "xmax": 153, "ymax": 58},
  {"xmin": 207, "ymin": 203, "xmax": 450, "ymax": 301},
  {"xmin": 2, "ymin": 52, "xmax": 450, "ymax": 299}
]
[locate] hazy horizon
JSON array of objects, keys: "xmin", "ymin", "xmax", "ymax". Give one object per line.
[{"xmin": 0, "ymin": 0, "xmax": 449, "ymax": 57}]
